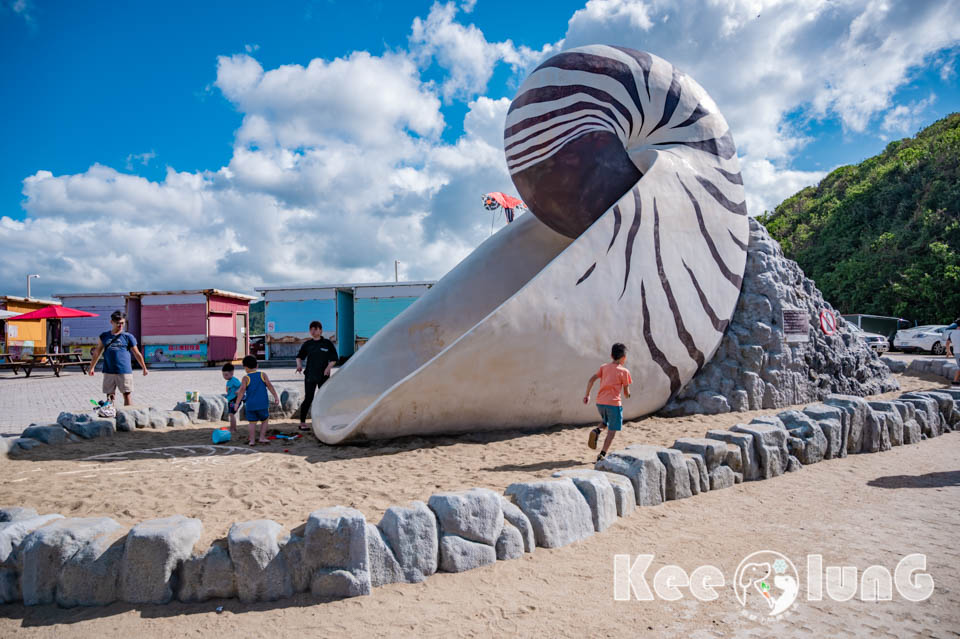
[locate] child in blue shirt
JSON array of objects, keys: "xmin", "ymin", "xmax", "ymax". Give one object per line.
[
  {"xmin": 235, "ymin": 355, "xmax": 280, "ymax": 445},
  {"xmin": 222, "ymin": 363, "xmax": 242, "ymax": 432}
]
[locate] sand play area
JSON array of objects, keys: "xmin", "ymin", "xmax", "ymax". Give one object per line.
[{"xmin": 2, "ymin": 373, "xmax": 960, "ymax": 637}]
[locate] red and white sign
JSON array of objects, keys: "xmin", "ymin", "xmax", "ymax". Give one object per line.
[{"xmin": 820, "ymin": 309, "xmax": 837, "ymax": 335}]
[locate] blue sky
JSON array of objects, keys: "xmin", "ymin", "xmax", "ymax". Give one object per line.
[{"xmin": 1, "ymin": 0, "xmax": 959, "ymax": 297}]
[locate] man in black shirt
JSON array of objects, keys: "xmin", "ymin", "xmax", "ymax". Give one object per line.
[{"xmin": 296, "ymin": 320, "xmax": 338, "ymax": 429}]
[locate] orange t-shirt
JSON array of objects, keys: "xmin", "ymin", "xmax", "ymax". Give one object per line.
[{"xmin": 595, "ymin": 362, "xmax": 632, "ymax": 406}]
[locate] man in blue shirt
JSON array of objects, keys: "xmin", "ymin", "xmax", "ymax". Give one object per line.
[{"xmin": 88, "ymin": 310, "xmax": 148, "ymax": 405}]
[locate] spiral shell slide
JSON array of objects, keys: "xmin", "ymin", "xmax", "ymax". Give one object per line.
[{"xmin": 311, "ymin": 45, "xmax": 748, "ymax": 444}]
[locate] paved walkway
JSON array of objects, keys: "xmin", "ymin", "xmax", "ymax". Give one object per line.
[{"xmin": 0, "ymin": 367, "xmax": 303, "ymax": 435}]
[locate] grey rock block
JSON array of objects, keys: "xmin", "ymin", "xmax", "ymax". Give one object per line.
[
  {"xmin": 915, "ymin": 391, "xmax": 958, "ymax": 428},
  {"xmin": 682, "ymin": 454, "xmax": 709, "ymax": 494},
  {"xmin": 438, "ymin": 534, "xmax": 496, "ymax": 572},
  {"xmin": 500, "ymin": 497, "xmax": 536, "ymax": 552},
  {"xmin": 504, "ymin": 479, "xmax": 594, "ymax": 549},
  {"xmin": 731, "ymin": 423, "xmax": 788, "ymax": 478},
  {"xmin": 902, "ymin": 419, "xmax": 922, "ymax": 444},
  {"xmin": 722, "ymin": 444, "xmax": 743, "ymax": 473},
  {"xmin": 787, "ymin": 456, "xmax": 802, "ymax": 472},
  {"xmin": 550, "ymin": 470, "xmax": 617, "ymax": 532},
  {"xmin": 164, "ymin": 410, "xmax": 190, "ymax": 428},
  {"xmin": 141, "ymin": 408, "xmax": 162, "ymax": 429},
  {"xmin": 495, "ymin": 522, "xmax": 524, "ymax": 561},
  {"xmin": 228, "ymin": 519, "xmax": 293, "ymax": 603},
  {"xmin": 626, "ymin": 445, "xmax": 691, "ymax": 501},
  {"xmin": 20, "ymin": 517, "xmax": 123, "ymax": 606},
  {"xmin": 880, "ymin": 356, "xmax": 906, "ymax": 373},
  {"xmin": 69, "ymin": 419, "xmax": 116, "ymax": 439},
  {"xmin": 815, "ymin": 418, "xmax": 844, "ymax": 459},
  {"xmin": 0, "ymin": 514, "xmax": 64, "ymax": 567},
  {"xmin": 198, "ymin": 395, "xmax": 227, "ymax": 421},
  {"xmin": 120, "ymin": 515, "xmax": 202, "ymax": 604},
  {"xmin": 897, "ymin": 396, "xmax": 941, "ymax": 438},
  {"xmin": 824, "ymin": 395, "xmax": 871, "ymax": 453},
  {"xmin": 596, "ymin": 447, "xmax": 666, "ymax": 506},
  {"xmin": 870, "ymin": 402, "xmax": 905, "ymax": 447},
  {"xmin": 708, "ymin": 466, "xmax": 736, "ymax": 490},
  {"xmin": 803, "ymin": 403, "xmax": 848, "ymax": 458},
  {"xmin": 427, "ymin": 488, "xmax": 503, "ymax": 547},
  {"xmin": 366, "ymin": 524, "xmax": 403, "ymax": 588},
  {"xmin": 0, "ymin": 507, "xmax": 37, "ymax": 523},
  {"xmin": 177, "ymin": 544, "xmax": 236, "ymax": 602},
  {"xmin": 682, "ymin": 455, "xmax": 702, "ymax": 495},
  {"xmin": 862, "ymin": 409, "xmax": 891, "ymax": 453},
  {"xmin": 706, "ymin": 430, "xmax": 760, "ymax": 481},
  {"xmin": 56, "ymin": 525, "xmax": 126, "ymax": 607},
  {"xmin": 21, "ymin": 424, "xmax": 67, "ymax": 445},
  {"xmin": 0, "ymin": 568, "xmax": 18, "ymax": 604},
  {"xmin": 377, "ymin": 501, "xmax": 439, "ymax": 582},
  {"xmin": 115, "ymin": 407, "xmax": 150, "ymax": 430},
  {"xmin": 777, "ymin": 410, "xmax": 827, "ymax": 465},
  {"xmin": 671, "ymin": 438, "xmax": 728, "ymax": 471},
  {"xmin": 305, "ymin": 506, "xmax": 371, "ymax": 598},
  {"xmin": 172, "ymin": 402, "xmax": 201, "ymax": 425}
]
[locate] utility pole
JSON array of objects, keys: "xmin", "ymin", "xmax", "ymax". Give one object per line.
[
  {"xmin": 394, "ymin": 260, "xmax": 400, "ymax": 282},
  {"xmin": 26, "ymin": 274, "xmax": 39, "ymax": 299}
]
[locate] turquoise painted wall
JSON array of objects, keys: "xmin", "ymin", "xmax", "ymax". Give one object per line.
[
  {"xmin": 266, "ymin": 299, "xmax": 336, "ymax": 334},
  {"xmin": 354, "ymin": 297, "xmax": 417, "ymax": 339},
  {"xmin": 336, "ymin": 290, "xmax": 355, "ymax": 357}
]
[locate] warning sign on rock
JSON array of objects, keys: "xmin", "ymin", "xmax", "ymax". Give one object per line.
[{"xmin": 783, "ymin": 309, "xmax": 810, "ymax": 343}]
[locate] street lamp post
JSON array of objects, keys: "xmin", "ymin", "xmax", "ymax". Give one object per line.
[{"xmin": 26, "ymin": 274, "xmax": 40, "ymax": 299}]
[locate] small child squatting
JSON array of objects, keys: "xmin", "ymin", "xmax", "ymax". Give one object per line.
[
  {"xmin": 583, "ymin": 342, "xmax": 633, "ymax": 463},
  {"xmin": 235, "ymin": 355, "xmax": 281, "ymax": 446}
]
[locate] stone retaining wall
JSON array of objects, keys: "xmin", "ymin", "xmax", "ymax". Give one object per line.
[
  {"xmin": 2, "ymin": 387, "xmax": 957, "ymax": 609},
  {"xmin": 0, "ymin": 387, "xmax": 303, "ymax": 458}
]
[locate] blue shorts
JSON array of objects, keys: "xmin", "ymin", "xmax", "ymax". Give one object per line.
[
  {"xmin": 597, "ymin": 404, "xmax": 623, "ymax": 432},
  {"xmin": 227, "ymin": 399, "xmax": 238, "ymax": 415},
  {"xmin": 246, "ymin": 407, "xmax": 269, "ymax": 422}
]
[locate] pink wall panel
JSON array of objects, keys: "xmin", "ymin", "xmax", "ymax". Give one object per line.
[
  {"xmin": 209, "ymin": 336, "xmax": 238, "ymax": 361},
  {"xmin": 141, "ymin": 303, "xmax": 206, "ymax": 336},
  {"xmin": 208, "ymin": 314, "xmax": 235, "ymax": 337},
  {"xmin": 209, "ymin": 295, "xmax": 249, "ymax": 314}
]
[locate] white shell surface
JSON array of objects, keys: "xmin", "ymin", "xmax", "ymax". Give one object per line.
[{"xmin": 313, "ymin": 47, "xmax": 747, "ymax": 443}]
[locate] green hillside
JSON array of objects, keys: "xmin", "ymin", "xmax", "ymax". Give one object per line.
[{"xmin": 758, "ymin": 113, "xmax": 960, "ymax": 324}]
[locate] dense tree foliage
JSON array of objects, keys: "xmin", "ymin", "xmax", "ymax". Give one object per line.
[{"xmin": 758, "ymin": 113, "xmax": 960, "ymax": 324}]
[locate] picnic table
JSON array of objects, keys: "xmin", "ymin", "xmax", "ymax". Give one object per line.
[
  {"xmin": 21, "ymin": 352, "xmax": 92, "ymax": 377},
  {"xmin": 0, "ymin": 352, "xmax": 25, "ymax": 375}
]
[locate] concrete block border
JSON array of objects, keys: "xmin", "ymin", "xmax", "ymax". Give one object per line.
[
  {"xmin": 0, "ymin": 388, "xmax": 957, "ymax": 609},
  {"xmin": 1, "ymin": 388, "xmax": 304, "ymax": 459}
]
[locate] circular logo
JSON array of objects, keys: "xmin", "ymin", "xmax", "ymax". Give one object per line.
[
  {"xmin": 820, "ymin": 309, "xmax": 837, "ymax": 335},
  {"xmin": 733, "ymin": 550, "xmax": 800, "ymax": 621}
]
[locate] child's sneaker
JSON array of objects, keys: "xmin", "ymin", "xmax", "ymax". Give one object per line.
[
  {"xmin": 596, "ymin": 450, "xmax": 606, "ymax": 463},
  {"xmin": 587, "ymin": 427, "xmax": 602, "ymax": 449}
]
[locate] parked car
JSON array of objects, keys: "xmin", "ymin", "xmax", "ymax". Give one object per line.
[
  {"xmin": 893, "ymin": 325, "xmax": 949, "ymax": 355},
  {"xmin": 849, "ymin": 324, "xmax": 890, "ymax": 353}
]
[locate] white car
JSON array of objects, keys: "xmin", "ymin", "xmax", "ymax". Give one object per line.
[
  {"xmin": 849, "ymin": 325, "xmax": 890, "ymax": 353},
  {"xmin": 893, "ymin": 325, "xmax": 949, "ymax": 355}
]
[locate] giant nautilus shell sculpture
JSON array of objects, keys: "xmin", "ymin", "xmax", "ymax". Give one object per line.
[{"xmin": 312, "ymin": 45, "xmax": 748, "ymax": 444}]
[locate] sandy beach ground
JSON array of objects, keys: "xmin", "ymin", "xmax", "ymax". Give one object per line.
[{"xmin": 1, "ymin": 373, "xmax": 958, "ymax": 636}]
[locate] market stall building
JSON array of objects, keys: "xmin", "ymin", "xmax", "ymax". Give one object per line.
[
  {"xmin": 0, "ymin": 296, "xmax": 61, "ymax": 358},
  {"xmin": 53, "ymin": 292, "xmax": 142, "ymax": 359},
  {"xmin": 130, "ymin": 289, "xmax": 256, "ymax": 367},
  {"xmin": 255, "ymin": 281, "xmax": 434, "ymax": 361}
]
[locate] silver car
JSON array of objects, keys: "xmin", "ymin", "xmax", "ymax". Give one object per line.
[
  {"xmin": 893, "ymin": 325, "xmax": 949, "ymax": 355},
  {"xmin": 850, "ymin": 325, "xmax": 890, "ymax": 353}
]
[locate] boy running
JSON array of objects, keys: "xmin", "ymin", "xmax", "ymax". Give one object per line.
[
  {"xmin": 583, "ymin": 343, "xmax": 632, "ymax": 462},
  {"xmin": 236, "ymin": 355, "xmax": 281, "ymax": 445}
]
